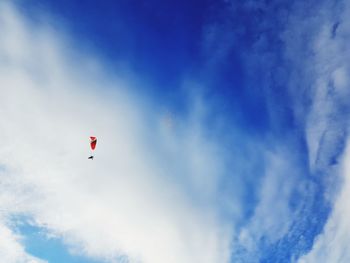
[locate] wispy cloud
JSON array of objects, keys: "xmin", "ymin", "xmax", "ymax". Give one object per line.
[
  {"xmin": 0, "ymin": 222, "xmax": 46, "ymax": 263},
  {"xmin": 299, "ymin": 141, "xmax": 350, "ymax": 262},
  {"xmin": 289, "ymin": 0, "xmax": 350, "ymax": 261},
  {"xmin": 0, "ymin": 3, "xmax": 234, "ymax": 263},
  {"xmin": 198, "ymin": 0, "xmax": 350, "ymax": 261},
  {"xmin": 2, "ymin": 0, "xmax": 350, "ymax": 262}
]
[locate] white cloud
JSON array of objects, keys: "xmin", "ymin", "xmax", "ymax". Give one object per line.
[
  {"xmin": 231, "ymin": 148, "xmax": 302, "ymax": 262},
  {"xmin": 0, "ymin": 2, "xmax": 233, "ymax": 263},
  {"xmin": 0, "ymin": 222, "xmax": 46, "ymax": 263},
  {"xmin": 282, "ymin": 0, "xmax": 350, "ymax": 174},
  {"xmin": 205, "ymin": 0, "xmax": 350, "ymax": 261},
  {"xmin": 298, "ymin": 138, "xmax": 350, "ymax": 263},
  {"xmin": 280, "ymin": 0, "xmax": 350, "ymax": 261}
]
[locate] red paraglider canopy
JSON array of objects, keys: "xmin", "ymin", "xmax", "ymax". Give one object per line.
[{"xmin": 90, "ymin": 136, "xmax": 97, "ymax": 150}]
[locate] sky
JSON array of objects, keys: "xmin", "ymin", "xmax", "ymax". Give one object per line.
[{"xmin": 0, "ymin": 0, "xmax": 349, "ymax": 262}]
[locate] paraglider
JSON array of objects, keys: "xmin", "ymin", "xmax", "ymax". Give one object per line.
[{"xmin": 89, "ymin": 136, "xmax": 97, "ymax": 160}]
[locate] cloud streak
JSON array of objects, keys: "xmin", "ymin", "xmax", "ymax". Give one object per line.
[
  {"xmin": 2, "ymin": 0, "xmax": 349, "ymax": 262},
  {"xmin": 198, "ymin": 0, "xmax": 350, "ymax": 261},
  {"xmin": 285, "ymin": 0, "xmax": 350, "ymax": 261},
  {"xmin": 0, "ymin": 3, "xmax": 234, "ymax": 263}
]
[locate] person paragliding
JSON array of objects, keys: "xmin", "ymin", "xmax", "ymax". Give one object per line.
[{"xmin": 89, "ymin": 136, "xmax": 97, "ymax": 160}]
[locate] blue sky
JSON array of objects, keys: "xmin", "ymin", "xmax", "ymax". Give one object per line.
[{"xmin": 0, "ymin": 0, "xmax": 350, "ymax": 262}]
